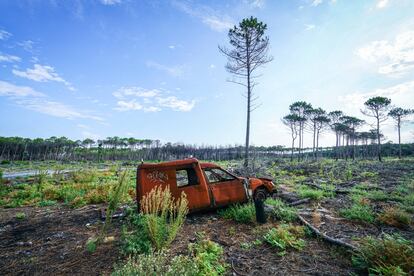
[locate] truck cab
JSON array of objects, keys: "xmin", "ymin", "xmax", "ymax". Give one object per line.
[{"xmin": 136, "ymin": 158, "xmax": 276, "ymax": 212}]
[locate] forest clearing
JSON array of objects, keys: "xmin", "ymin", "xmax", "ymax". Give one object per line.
[{"xmin": 1, "ymin": 158, "xmax": 413, "ymax": 275}]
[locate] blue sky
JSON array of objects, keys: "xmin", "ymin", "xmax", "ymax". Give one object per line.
[{"xmin": 1, "ymin": 0, "xmax": 413, "ymax": 147}]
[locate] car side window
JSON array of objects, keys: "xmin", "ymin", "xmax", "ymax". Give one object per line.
[
  {"xmin": 204, "ymin": 168, "xmax": 236, "ymax": 183},
  {"xmin": 176, "ymin": 168, "xmax": 199, "ymax": 187}
]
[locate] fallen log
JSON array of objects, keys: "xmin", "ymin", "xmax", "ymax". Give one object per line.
[
  {"xmin": 297, "ymin": 214, "xmax": 358, "ymax": 251},
  {"xmin": 288, "ymin": 198, "xmax": 310, "ymax": 206}
]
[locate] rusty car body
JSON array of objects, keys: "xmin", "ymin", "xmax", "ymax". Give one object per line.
[{"xmin": 136, "ymin": 158, "xmax": 276, "ymax": 212}]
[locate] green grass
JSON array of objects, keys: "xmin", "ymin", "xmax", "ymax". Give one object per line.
[
  {"xmin": 218, "ymin": 203, "xmax": 256, "ymax": 223},
  {"xmin": 352, "ymin": 234, "xmax": 414, "ymax": 275},
  {"xmin": 265, "ymin": 198, "xmax": 297, "ymax": 222},
  {"xmin": 0, "ymin": 168, "xmax": 136, "ymax": 208},
  {"xmin": 15, "ymin": 212, "xmax": 26, "ymax": 220},
  {"xmin": 263, "ymin": 224, "xmax": 306, "ymax": 256},
  {"xmin": 297, "ymin": 185, "xmax": 326, "ymax": 200},
  {"xmin": 340, "ymin": 203, "xmax": 375, "ymax": 223}
]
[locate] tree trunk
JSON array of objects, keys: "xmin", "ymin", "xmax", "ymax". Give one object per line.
[
  {"xmin": 377, "ymin": 116, "xmax": 381, "ymax": 162},
  {"xmin": 398, "ymin": 117, "xmax": 401, "ymax": 159}
]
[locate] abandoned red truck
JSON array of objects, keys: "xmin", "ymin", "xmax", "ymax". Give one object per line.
[{"xmin": 136, "ymin": 158, "xmax": 276, "ymax": 212}]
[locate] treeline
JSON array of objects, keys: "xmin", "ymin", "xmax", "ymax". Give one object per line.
[
  {"xmin": 283, "ymin": 96, "xmax": 413, "ymax": 161},
  {"xmin": 0, "ymin": 136, "xmax": 413, "ymax": 162}
]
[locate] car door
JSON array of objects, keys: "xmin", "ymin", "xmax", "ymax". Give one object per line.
[{"xmin": 203, "ymin": 168, "xmax": 247, "ymax": 207}]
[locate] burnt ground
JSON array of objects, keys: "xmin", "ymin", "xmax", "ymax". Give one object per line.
[
  {"xmin": 1, "ymin": 204, "xmax": 353, "ymax": 276},
  {"xmin": 1, "ymin": 159, "xmax": 413, "ymax": 275}
]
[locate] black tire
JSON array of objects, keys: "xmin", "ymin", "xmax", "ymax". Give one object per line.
[{"xmin": 253, "ymin": 187, "xmax": 269, "ymax": 201}]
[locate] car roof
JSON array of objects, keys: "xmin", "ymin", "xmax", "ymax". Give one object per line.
[{"xmin": 138, "ymin": 158, "xmax": 221, "ymax": 170}]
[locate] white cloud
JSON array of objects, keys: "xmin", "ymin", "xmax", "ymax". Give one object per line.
[
  {"xmin": 376, "ymin": 0, "xmax": 389, "ymax": 9},
  {"xmin": 172, "ymin": 1, "xmax": 234, "ymax": 32},
  {"xmin": 0, "ymin": 80, "xmax": 44, "ymax": 97},
  {"xmin": 100, "ymin": 0, "xmax": 121, "ymax": 5},
  {"xmin": 17, "ymin": 40, "xmax": 35, "ymax": 52},
  {"xmin": 113, "ymin": 86, "xmax": 160, "ymax": 99},
  {"xmin": 311, "ymin": 0, "xmax": 323, "ymax": 7},
  {"xmin": 0, "ymin": 29, "xmax": 11, "ymax": 40},
  {"xmin": 113, "ymin": 86, "xmax": 196, "ymax": 112},
  {"xmin": 157, "ymin": 96, "xmax": 195, "ymax": 112},
  {"xmin": 168, "ymin": 45, "xmax": 176, "ymax": 49},
  {"xmin": 0, "ymin": 80, "xmax": 101, "ymax": 121},
  {"xmin": 209, "ymin": 64, "xmax": 216, "ymax": 69},
  {"xmin": 305, "ymin": 24, "xmax": 315, "ymax": 31},
  {"xmin": 357, "ymin": 31, "xmax": 414, "ymax": 76},
  {"xmin": 114, "ymin": 100, "xmax": 143, "ymax": 111},
  {"xmin": 248, "ymin": 0, "xmax": 265, "ymax": 8},
  {"xmin": 12, "ymin": 64, "xmax": 75, "ymax": 90},
  {"xmin": 0, "ymin": 54, "xmax": 21, "ymax": 63},
  {"xmin": 16, "ymin": 98, "xmax": 103, "ymax": 121},
  {"xmin": 146, "ymin": 61, "xmax": 185, "ymax": 77},
  {"xmin": 338, "ymin": 81, "xmax": 414, "ymax": 112}
]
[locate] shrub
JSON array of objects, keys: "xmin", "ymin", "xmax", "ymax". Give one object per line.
[
  {"xmin": 298, "ymin": 186, "xmax": 325, "ymax": 200},
  {"xmin": 263, "ymin": 224, "xmax": 306, "ymax": 256},
  {"xmin": 120, "ymin": 210, "xmax": 152, "ymax": 256},
  {"xmin": 352, "ymin": 234, "xmax": 414, "ymax": 275},
  {"xmin": 86, "ymin": 238, "xmax": 97, "ymax": 253},
  {"xmin": 340, "ymin": 203, "xmax": 375, "ymax": 223},
  {"xmin": 218, "ymin": 203, "xmax": 255, "ymax": 223},
  {"xmin": 112, "ymin": 252, "xmax": 198, "ymax": 276},
  {"xmin": 37, "ymin": 199, "xmax": 57, "ymax": 207},
  {"xmin": 265, "ymin": 198, "xmax": 297, "ymax": 222},
  {"xmin": 190, "ymin": 233, "xmax": 228, "ymax": 276},
  {"xmin": 378, "ymin": 206, "xmax": 411, "ymax": 228},
  {"xmin": 140, "ymin": 185, "xmax": 188, "ymax": 251},
  {"xmin": 15, "ymin": 212, "xmax": 26, "ymax": 220}
]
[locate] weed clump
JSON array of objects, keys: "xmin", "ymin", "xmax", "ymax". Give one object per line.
[
  {"xmin": 378, "ymin": 206, "xmax": 411, "ymax": 228},
  {"xmin": 340, "ymin": 203, "xmax": 375, "ymax": 223},
  {"xmin": 140, "ymin": 185, "xmax": 188, "ymax": 251},
  {"xmin": 218, "ymin": 203, "xmax": 255, "ymax": 223},
  {"xmin": 298, "ymin": 186, "xmax": 326, "ymax": 200},
  {"xmin": 189, "ymin": 233, "xmax": 228, "ymax": 275},
  {"xmin": 263, "ymin": 224, "xmax": 306, "ymax": 256},
  {"xmin": 352, "ymin": 234, "xmax": 414, "ymax": 275},
  {"xmin": 265, "ymin": 198, "xmax": 297, "ymax": 222}
]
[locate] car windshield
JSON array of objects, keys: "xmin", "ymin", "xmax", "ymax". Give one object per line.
[{"xmin": 203, "ymin": 168, "xmax": 236, "ymax": 183}]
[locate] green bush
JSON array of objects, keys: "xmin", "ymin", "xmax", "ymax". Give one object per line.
[
  {"xmin": 265, "ymin": 198, "xmax": 297, "ymax": 222},
  {"xmin": 340, "ymin": 203, "xmax": 375, "ymax": 223},
  {"xmin": 112, "ymin": 252, "xmax": 198, "ymax": 276},
  {"xmin": 352, "ymin": 234, "xmax": 414, "ymax": 275},
  {"xmin": 264, "ymin": 224, "xmax": 306, "ymax": 256},
  {"xmin": 120, "ymin": 211, "xmax": 152, "ymax": 256},
  {"xmin": 15, "ymin": 212, "xmax": 26, "ymax": 220},
  {"xmin": 218, "ymin": 203, "xmax": 255, "ymax": 223},
  {"xmin": 298, "ymin": 186, "xmax": 326, "ymax": 200},
  {"xmin": 190, "ymin": 234, "xmax": 228, "ymax": 276}
]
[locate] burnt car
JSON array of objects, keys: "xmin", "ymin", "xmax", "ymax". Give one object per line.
[{"xmin": 136, "ymin": 158, "xmax": 276, "ymax": 212}]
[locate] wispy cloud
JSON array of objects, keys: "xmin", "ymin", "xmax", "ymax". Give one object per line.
[
  {"xmin": 357, "ymin": 31, "xmax": 414, "ymax": 77},
  {"xmin": 247, "ymin": 0, "xmax": 265, "ymax": 8},
  {"xmin": 146, "ymin": 61, "xmax": 185, "ymax": 78},
  {"xmin": 16, "ymin": 98, "xmax": 103, "ymax": 121},
  {"xmin": 338, "ymin": 81, "xmax": 414, "ymax": 111},
  {"xmin": 311, "ymin": 0, "xmax": 323, "ymax": 7},
  {"xmin": 100, "ymin": 0, "xmax": 121, "ymax": 5},
  {"xmin": 376, "ymin": 0, "xmax": 389, "ymax": 9},
  {"xmin": 305, "ymin": 24, "xmax": 315, "ymax": 31},
  {"xmin": 172, "ymin": 1, "xmax": 234, "ymax": 32},
  {"xmin": 0, "ymin": 53, "xmax": 21, "ymax": 63},
  {"xmin": 17, "ymin": 40, "xmax": 35, "ymax": 52},
  {"xmin": 0, "ymin": 80, "xmax": 102, "ymax": 121},
  {"xmin": 113, "ymin": 86, "xmax": 195, "ymax": 112},
  {"xmin": 0, "ymin": 29, "xmax": 11, "ymax": 40},
  {"xmin": 12, "ymin": 64, "xmax": 76, "ymax": 91},
  {"xmin": 0, "ymin": 80, "xmax": 45, "ymax": 97}
]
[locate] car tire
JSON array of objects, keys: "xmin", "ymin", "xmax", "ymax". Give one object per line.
[{"xmin": 253, "ymin": 187, "xmax": 269, "ymax": 201}]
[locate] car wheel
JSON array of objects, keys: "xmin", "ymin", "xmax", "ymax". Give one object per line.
[{"xmin": 253, "ymin": 187, "xmax": 268, "ymax": 201}]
